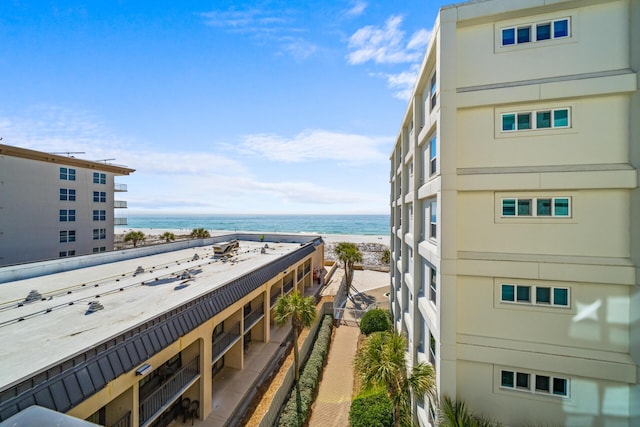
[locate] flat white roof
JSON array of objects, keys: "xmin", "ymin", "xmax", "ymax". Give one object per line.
[{"xmin": 0, "ymin": 239, "xmax": 305, "ymax": 389}]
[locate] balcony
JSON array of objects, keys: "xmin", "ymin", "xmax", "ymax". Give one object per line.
[
  {"xmin": 270, "ymin": 290, "xmax": 282, "ymax": 307},
  {"xmin": 283, "ymin": 280, "xmax": 294, "ymax": 295},
  {"xmin": 212, "ymin": 322, "xmax": 241, "ymax": 362},
  {"xmin": 114, "ymin": 217, "xmax": 128, "ymax": 226},
  {"xmin": 114, "ymin": 200, "xmax": 128, "ymax": 209},
  {"xmin": 114, "ymin": 183, "xmax": 128, "ymax": 192},
  {"xmin": 244, "ymin": 306, "xmax": 265, "ymax": 332},
  {"xmin": 139, "ymin": 357, "xmax": 199, "ymax": 427}
]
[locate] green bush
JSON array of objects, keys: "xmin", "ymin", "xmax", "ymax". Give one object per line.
[
  {"xmin": 277, "ymin": 314, "xmax": 334, "ymax": 427},
  {"xmin": 349, "ymin": 389, "xmax": 393, "ymax": 427},
  {"xmin": 360, "ymin": 309, "xmax": 391, "ymax": 335}
]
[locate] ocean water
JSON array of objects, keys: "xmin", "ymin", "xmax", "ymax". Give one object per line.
[{"xmin": 118, "ymin": 214, "xmax": 390, "ymax": 236}]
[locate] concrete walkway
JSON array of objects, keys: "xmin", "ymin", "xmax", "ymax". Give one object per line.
[{"xmin": 308, "ymin": 324, "xmax": 360, "ymax": 427}]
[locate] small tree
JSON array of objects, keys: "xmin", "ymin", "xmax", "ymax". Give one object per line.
[
  {"xmin": 334, "ymin": 242, "xmax": 363, "ymax": 295},
  {"xmin": 274, "ymin": 291, "xmax": 317, "ymax": 382},
  {"xmin": 123, "ymin": 231, "xmax": 145, "ymax": 248},
  {"xmin": 354, "ymin": 331, "xmax": 436, "ymax": 427},
  {"xmin": 190, "ymin": 228, "xmax": 210, "ymax": 238},
  {"xmin": 360, "ymin": 308, "xmax": 392, "ymax": 335},
  {"xmin": 381, "ymin": 248, "xmax": 390, "ymax": 265},
  {"xmin": 161, "ymin": 231, "xmax": 175, "ymax": 243}
]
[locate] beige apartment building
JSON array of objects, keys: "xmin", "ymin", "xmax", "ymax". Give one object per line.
[
  {"xmin": 389, "ymin": 0, "xmax": 639, "ymax": 426},
  {"xmin": 0, "ymin": 144, "xmax": 134, "ymax": 266},
  {"xmin": 0, "ymin": 233, "xmax": 324, "ymax": 426}
]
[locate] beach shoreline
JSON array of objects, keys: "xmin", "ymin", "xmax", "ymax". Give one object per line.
[
  {"xmin": 115, "ymin": 227, "xmax": 390, "ymax": 270},
  {"xmin": 115, "ymin": 227, "xmax": 390, "ymax": 245}
]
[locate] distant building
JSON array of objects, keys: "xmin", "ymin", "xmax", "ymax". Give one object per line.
[
  {"xmin": 0, "ymin": 233, "xmax": 324, "ymax": 426},
  {"xmin": 0, "ymin": 144, "xmax": 134, "ymax": 266},
  {"xmin": 390, "ymin": 0, "xmax": 639, "ymax": 426}
]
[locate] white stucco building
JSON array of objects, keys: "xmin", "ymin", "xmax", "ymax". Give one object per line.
[
  {"xmin": 389, "ymin": 0, "xmax": 639, "ymax": 425},
  {"xmin": 0, "ymin": 144, "xmax": 134, "ymax": 266}
]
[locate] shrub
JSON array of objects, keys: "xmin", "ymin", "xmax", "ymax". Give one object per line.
[
  {"xmin": 349, "ymin": 389, "xmax": 393, "ymax": 427},
  {"xmin": 360, "ymin": 309, "xmax": 391, "ymax": 335}
]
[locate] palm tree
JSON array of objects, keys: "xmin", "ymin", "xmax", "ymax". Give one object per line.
[
  {"xmin": 123, "ymin": 231, "xmax": 145, "ymax": 248},
  {"xmin": 439, "ymin": 396, "xmax": 500, "ymax": 427},
  {"xmin": 334, "ymin": 242, "xmax": 363, "ymax": 294},
  {"xmin": 354, "ymin": 331, "xmax": 436, "ymax": 427},
  {"xmin": 274, "ymin": 291, "xmax": 317, "ymax": 383},
  {"xmin": 161, "ymin": 231, "xmax": 175, "ymax": 243},
  {"xmin": 190, "ymin": 228, "xmax": 210, "ymax": 238},
  {"xmin": 381, "ymin": 248, "xmax": 391, "ymax": 265}
]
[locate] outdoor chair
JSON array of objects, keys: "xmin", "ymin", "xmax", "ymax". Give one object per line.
[
  {"xmin": 185, "ymin": 400, "xmax": 199, "ymax": 425},
  {"xmin": 180, "ymin": 397, "xmax": 191, "ymax": 422}
]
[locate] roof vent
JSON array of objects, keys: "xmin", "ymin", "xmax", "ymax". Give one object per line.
[
  {"xmin": 85, "ymin": 301, "xmax": 104, "ymax": 315},
  {"xmin": 192, "ymin": 254, "xmax": 200, "ymax": 261},
  {"xmin": 135, "ymin": 266, "xmax": 145, "ymax": 274},
  {"xmin": 180, "ymin": 270, "xmax": 192, "ymax": 280},
  {"xmin": 24, "ymin": 290, "xmax": 42, "ymax": 303}
]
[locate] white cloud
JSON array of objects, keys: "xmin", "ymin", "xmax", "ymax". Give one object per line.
[
  {"xmin": 237, "ymin": 129, "xmax": 389, "ymax": 164},
  {"xmin": 346, "ymin": 15, "xmax": 429, "ymax": 65},
  {"xmin": 345, "ymin": 1, "xmax": 367, "ymax": 17},
  {"xmin": 376, "ymin": 63, "xmax": 421, "ymax": 101},
  {"xmin": 200, "ymin": 7, "xmax": 317, "ymax": 60},
  {"xmin": 200, "ymin": 8, "xmax": 292, "ymax": 33},
  {"xmin": 0, "ymin": 107, "xmax": 390, "ymax": 214}
]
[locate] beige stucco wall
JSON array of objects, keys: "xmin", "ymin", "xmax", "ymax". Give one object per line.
[
  {"xmin": 391, "ymin": 0, "xmax": 638, "ymax": 426},
  {"xmin": 0, "ymin": 155, "xmax": 117, "ymax": 265},
  {"xmin": 456, "ymin": 0, "xmax": 630, "ymax": 89}
]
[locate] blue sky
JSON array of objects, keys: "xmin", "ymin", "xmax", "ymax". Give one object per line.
[{"xmin": 0, "ymin": 0, "xmax": 448, "ymax": 214}]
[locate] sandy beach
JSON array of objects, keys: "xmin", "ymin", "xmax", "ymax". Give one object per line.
[
  {"xmin": 115, "ymin": 228, "xmax": 390, "ymax": 269},
  {"xmin": 115, "ymin": 227, "xmax": 389, "ymax": 245}
]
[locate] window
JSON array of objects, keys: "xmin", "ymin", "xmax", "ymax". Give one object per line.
[
  {"xmin": 501, "ymin": 284, "xmax": 570, "ymax": 307},
  {"xmin": 429, "ymin": 72, "xmax": 437, "ymax": 110},
  {"xmin": 517, "ymin": 26, "xmax": 531, "ymax": 44},
  {"xmin": 93, "ymin": 228, "xmax": 107, "ymax": 240},
  {"xmin": 59, "ymin": 230, "xmax": 76, "ymax": 243},
  {"xmin": 59, "ymin": 189, "xmax": 76, "ymax": 201},
  {"xmin": 501, "ymin": 18, "xmax": 570, "ymax": 46},
  {"xmin": 93, "ymin": 210, "xmax": 106, "ymax": 221},
  {"xmin": 93, "ymin": 191, "xmax": 107, "ymax": 203},
  {"xmin": 502, "ymin": 108, "xmax": 570, "ymax": 132},
  {"xmin": 501, "ymin": 369, "xmax": 568, "ymax": 397},
  {"xmin": 502, "ymin": 197, "xmax": 570, "ymax": 217},
  {"xmin": 59, "ymin": 209, "xmax": 76, "ymax": 222},
  {"xmin": 429, "ymin": 267, "xmax": 437, "ymax": 304},
  {"xmin": 429, "ymin": 332, "xmax": 436, "ymax": 366},
  {"xmin": 59, "ymin": 250, "xmax": 76, "ymax": 258},
  {"xmin": 429, "ymin": 199, "xmax": 437, "ymax": 240},
  {"xmin": 92, "ymin": 246, "xmax": 106, "ymax": 253},
  {"xmin": 59, "ymin": 167, "xmax": 76, "ymax": 181},
  {"xmin": 429, "ymin": 135, "xmax": 437, "ymax": 176},
  {"xmin": 93, "ymin": 172, "xmax": 106, "ymax": 184}
]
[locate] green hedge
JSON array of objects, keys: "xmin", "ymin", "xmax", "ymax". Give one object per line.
[
  {"xmin": 360, "ymin": 308, "xmax": 391, "ymax": 335},
  {"xmin": 277, "ymin": 314, "xmax": 334, "ymax": 427},
  {"xmin": 349, "ymin": 389, "xmax": 393, "ymax": 427}
]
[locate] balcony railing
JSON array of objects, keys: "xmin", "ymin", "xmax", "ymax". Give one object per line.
[
  {"xmin": 283, "ymin": 280, "xmax": 294, "ymax": 295},
  {"xmin": 114, "ymin": 217, "xmax": 128, "ymax": 226},
  {"xmin": 114, "ymin": 200, "xmax": 128, "ymax": 208},
  {"xmin": 110, "ymin": 411, "xmax": 131, "ymax": 427},
  {"xmin": 270, "ymin": 290, "xmax": 282, "ymax": 307},
  {"xmin": 114, "ymin": 183, "xmax": 128, "ymax": 192},
  {"xmin": 213, "ymin": 322, "xmax": 241, "ymax": 361},
  {"xmin": 139, "ymin": 357, "xmax": 199, "ymax": 427},
  {"xmin": 244, "ymin": 306, "xmax": 264, "ymax": 332}
]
